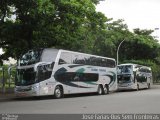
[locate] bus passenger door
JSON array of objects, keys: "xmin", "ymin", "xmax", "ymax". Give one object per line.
[{"xmin": 37, "ymin": 64, "xmax": 54, "ymax": 95}]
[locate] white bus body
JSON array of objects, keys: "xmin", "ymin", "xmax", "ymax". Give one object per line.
[
  {"xmin": 15, "ymin": 48, "xmax": 117, "ymax": 98},
  {"xmin": 117, "ymin": 63, "xmax": 152, "ymax": 90}
]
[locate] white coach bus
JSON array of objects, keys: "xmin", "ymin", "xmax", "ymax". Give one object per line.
[
  {"xmin": 117, "ymin": 63, "xmax": 152, "ymax": 90},
  {"xmin": 15, "ymin": 48, "xmax": 117, "ymax": 98}
]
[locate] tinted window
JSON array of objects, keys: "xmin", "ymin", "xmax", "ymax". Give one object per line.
[
  {"xmin": 88, "ymin": 57, "xmax": 97, "ymax": 66},
  {"xmin": 19, "ymin": 49, "xmax": 42, "ymax": 66},
  {"xmin": 106, "ymin": 59, "xmax": 116, "ymax": 68},
  {"xmin": 55, "ymin": 72, "xmax": 98, "ymax": 82},
  {"xmin": 90, "ymin": 57, "xmax": 115, "ymax": 68},
  {"xmin": 81, "ymin": 73, "xmax": 98, "ymax": 82},
  {"xmin": 72, "ymin": 54, "xmax": 91, "ymax": 65},
  {"xmin": 37, "ymin": 63, "xmax": 54, "ymax": 82},
  {"xmin": 59, "ymin": 52, "xmax": 115, "ymax": 68},
  {"xmin": 147, "ymin": 69, "xmax": 151, "ymax": 73},
  {"xmin": 139, "ymin": 68, "xmax": 151, "ymax": 73},
  {"xmin": 117, "ymin": 65, "xmax": 132, "ymax": 74},
  {"xmin": 15, "ymin": 68, "xmax": 36, "ymax": 86},
  {"xmin": 139, "ymin": 68, "xmax": 146, "ymax": 72},
  {"xmin": 72, "ymin": 54, "xmax": 84, "ymax": 64}
]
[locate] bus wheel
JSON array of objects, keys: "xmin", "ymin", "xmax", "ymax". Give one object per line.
[
  {"xmin": 54, "ymin": 86, "xmax": 63, "ymax": 99},
  {"xmin": 97, "ymin": 85, "xmax": 103, "ymax": 95},
  {"xmin": 103, "ymin": 85, "xmax": 109, "ymax": 95}
]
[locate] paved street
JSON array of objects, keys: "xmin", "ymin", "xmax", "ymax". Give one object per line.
[{"xmin": 0, "ymin": 85, "xmax": 160, "ymax": 114}]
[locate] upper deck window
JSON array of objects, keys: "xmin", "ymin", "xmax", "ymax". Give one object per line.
[
  {"xmin": 19, "ymin": 49, "xmax": 42, "ymax": 66},
  {"xmin": 59, "ymin": 51, "xmax": 116, "ymax": 68},
  {"xmin": 117, "ymin": 65, "xmax": 132, "ymax": 74}
]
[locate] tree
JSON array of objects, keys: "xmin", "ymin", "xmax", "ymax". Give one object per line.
[
  {"xmin": 0, "ymin": 0, "xmax": 107, "ymax": 61},
  {"xmin": 116, "ymin": 28, "xmax": 160, "ymax": 63},
  {"xmin": 95, "ymin": 19, "xmax": 133, "ymax": 58}
]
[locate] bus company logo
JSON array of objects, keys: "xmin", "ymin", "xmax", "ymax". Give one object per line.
[{"xmin": 2, "ymin": 114, "xmax": 19, "ymax": 120}]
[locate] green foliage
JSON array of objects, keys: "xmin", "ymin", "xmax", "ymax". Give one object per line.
[
  {"xmin": 0, "ymin": 65, "xmax": 15, "ymax": 82},
  {"xmin": 0, "ymin": 65, "xmax": 16, "ymax": 89},
  {"xmin": 122, "ymin": 59, "xmax": 155, "ymax": 67},
  {"xmin": 0, "ymin": 0, "xmax": 108, "ymax": 59},
  {"xmin": 118, "ymin": 28, "xmax": 160, "ymax": 63}
]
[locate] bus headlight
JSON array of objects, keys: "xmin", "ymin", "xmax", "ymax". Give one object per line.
[{"xmin": 32, "ymin": 85, "xmax": 39, "ymax": 90}]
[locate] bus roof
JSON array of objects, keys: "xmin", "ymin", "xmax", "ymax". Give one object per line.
[
  {"xmin": 57, "ymin": 49, "xmax": 116, "ymax": 61},
  {"xmin": 118, "ymin": 63, "xmax": 151, "ymax": 69}
]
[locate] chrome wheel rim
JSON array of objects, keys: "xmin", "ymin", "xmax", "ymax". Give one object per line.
[{"xmin": 55, "ymin": 89, "xmax": 61, "ymax": 98}]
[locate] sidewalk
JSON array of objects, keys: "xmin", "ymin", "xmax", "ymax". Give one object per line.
[
  {"xmin": 0, "ymin": 93, "xmax": 16, "ymax": 101},
  {"xmin": 0, "ymin": 88, "xmax": 16, "ymax": 101}
]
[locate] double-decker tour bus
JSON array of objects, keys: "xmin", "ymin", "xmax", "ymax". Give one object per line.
[
  {"xmin": 15, "ymin": 48, "xmax": 117, "ymax": 98},
  {"xmin": 117, "ymin": 63, "xmax": 152, "ymax": 90}
]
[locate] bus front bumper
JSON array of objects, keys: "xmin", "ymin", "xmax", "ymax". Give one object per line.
[
  {"xmin": 118, "ymin": 83, "xmax": 137, "ymax": 90},
  {"xmin": 15, "ymin": 86, "xmax": 39, "ymax": 97}
]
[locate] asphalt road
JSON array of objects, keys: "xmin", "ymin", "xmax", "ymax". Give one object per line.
[{"xmin": 0, "ymin": 85, "xmax": 160, "ymax": 114}]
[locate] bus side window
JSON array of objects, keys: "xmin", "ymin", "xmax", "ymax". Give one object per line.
[
  {"xmin": 37, "ymin": 63, "xmax": 54, "ymax": 82},
  {"xmin": 58, "ymin": 59, "xmax": 67, "ymax": 64},
  {"xmin": 106, "ymin": 59, "xmax": 116, "ymax": 68}
]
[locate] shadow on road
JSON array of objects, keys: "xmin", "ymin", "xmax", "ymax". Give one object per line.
[
  {"xmin": 0, "ymin": 92, "xmax": 103, "ymax": 102},
  {"xmin": 14, "ymin": 92, "xmax": 102, "ymax": 101}
]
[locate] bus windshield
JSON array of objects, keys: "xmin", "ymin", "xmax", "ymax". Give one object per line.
[
  {"xmin": 118, "ymin": 74, "xmax": 131, "ymax": 83},
  {"xmin": 117, "ymin": 65, "xmax": 132, "ymax": 74},
  {"xmin": 15, "ymin": 68, "xmax": 36, "ymax": 86},
  {"xmin": 18, "ymin": 49, "xmax": 42, "ymax": 66}
]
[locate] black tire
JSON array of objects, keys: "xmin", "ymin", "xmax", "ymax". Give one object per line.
[
  {"xmin": 97, "ymin": 85, "xmax": 103, "ymax": 95},
  {"xmin": 103, "ymin": 85, "xmax": 109, "ymax": 94},
  {"xmin": 54, "ymin": 86, "xmax": 63, "ymax": 99}
]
